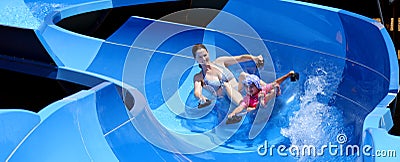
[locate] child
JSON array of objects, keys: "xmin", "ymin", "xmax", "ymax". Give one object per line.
[{"xmin": 227, "ymin": 71, "xmax": 295, "ymax": 124}]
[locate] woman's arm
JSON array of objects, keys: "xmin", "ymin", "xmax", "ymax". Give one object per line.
[
  {"xmin": 214, "ymin": 54, "xmax": 263, "ymax": 67},
  {"xmin": 194, "ymin": 74, "xmax": 207, "ymax": 103}
]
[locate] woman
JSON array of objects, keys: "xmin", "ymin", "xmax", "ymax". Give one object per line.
[{"xmin": 192, "ymin": 43, "xmax": 264, "ymax": 106}]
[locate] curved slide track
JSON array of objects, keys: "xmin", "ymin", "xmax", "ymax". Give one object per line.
[{"xmin": 0, "ymin": 0, "xmax": 399, "ymax": 161}]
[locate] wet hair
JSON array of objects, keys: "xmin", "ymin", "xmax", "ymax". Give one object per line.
[{"xmin": 192, "ymin": 44, "xmax": 208, "ymax": 58}]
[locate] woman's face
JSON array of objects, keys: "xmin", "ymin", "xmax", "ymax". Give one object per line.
[{"xmin": 195, "ymin": 48, "xmax": 210, "ymax": 65}]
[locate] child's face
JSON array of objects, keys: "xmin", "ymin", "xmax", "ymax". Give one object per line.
[{"xmin": 245, "ymin": 83, "xmax": 261, "ymax": 96}]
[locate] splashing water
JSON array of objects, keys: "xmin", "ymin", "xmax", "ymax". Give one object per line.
[
  {"xmin": 26, "ymin": 2, "xmax": 68, "ymax": 24},
  {"xmin": 280, "ymin": 64, "xmax": 356, "ymax": 161},
  {"xmin": 0, "ymin": 0, "xmax": 67, "ymax": 29},
  {"xmin": 0, "ymin": 0, "xmax": 40, "ymax": 29}
]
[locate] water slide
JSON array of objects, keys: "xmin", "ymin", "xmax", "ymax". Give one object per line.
[{"xmin": 0, "ymin": 0, "xmax": 399, "ymax": 161}]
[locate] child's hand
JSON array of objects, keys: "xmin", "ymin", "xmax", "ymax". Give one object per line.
[
  {"xmin": 258, "ymin": 91, "xmax": 266, "ymax": 98},
  {"xmin": 258, "ymin": 91, "xmax": 267, "ymax": 107},
  {"xmin": 247, "ymin": 107, "xmax": 256, "ymax": 111},
  {"xmin": 228, "ymin": 113, "xmax": 235, "ymax": 118}
]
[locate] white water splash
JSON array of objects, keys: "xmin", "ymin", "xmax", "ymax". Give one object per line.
[
  {"xmin": 280, "ymin": 65, "xmax": 355, "ymax": 161},
  {"xmin": 0, "ymin": 0, "xmax": 40, "ymax": 29},
  {"xmin": 26, "ymin": 2, "xmax": 68, "ymax": 24},
  {"xmin": 0, "ymin": 1, "xmax": 67, "ymax": 29}
]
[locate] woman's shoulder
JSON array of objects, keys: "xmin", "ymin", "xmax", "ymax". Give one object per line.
[
  {"xmin": 193, "ymin": 72, "xmax": 203, "ymax": 81},
  {"xmin": 213, "ymin": 58, "xmax": 226, "ymax": 67}
]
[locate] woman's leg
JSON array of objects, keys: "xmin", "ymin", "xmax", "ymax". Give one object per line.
[
  {"xmin": 238, "ymin": 72, "xmax": 248, "ymax": 92},
  {"xmin": 223, "ymin": 82, "xmax": 243, "ymax": 106}
]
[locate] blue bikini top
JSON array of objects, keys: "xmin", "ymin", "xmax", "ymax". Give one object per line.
[{"xmin": 200, "ymin": 64, "xmax": 234, "ymax": 91}]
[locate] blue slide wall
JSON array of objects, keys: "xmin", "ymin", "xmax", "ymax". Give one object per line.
[{"xmin": 0, "ymin": 0, "xmax": 399, "ymax": 161}]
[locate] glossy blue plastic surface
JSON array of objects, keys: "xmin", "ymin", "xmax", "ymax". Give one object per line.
[
  {"xmin": 0, "ymin": 0, "xmax": 399, "ymax": 161},
  {"xmin": 0, "ymin": 110, "xmax": 40, "ymax": 161},
  {"xmin": 112, "ymin": 0, "xmax": 177, "ymax": 8},
  {"xmin": 7, "ymin": 86, "xmax": 118, "ymax": 161}
]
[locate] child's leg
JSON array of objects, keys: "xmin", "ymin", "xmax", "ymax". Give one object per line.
[
  {"xmin": 274, "ymin": 70, "xmax": 295, "ymax": 85},
  {"xmin": 266, "ymin": 71, "xmax": 294, "ymax": 96},
  {"xmin": 258, "ymin": 71, "xmax": 295, "ymax": 87}
]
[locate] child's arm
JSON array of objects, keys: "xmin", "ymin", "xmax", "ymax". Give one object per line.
[
  {"xmin": 272, "ymin": 83, "xmax": 281, "ymax": 96},
  {"xmin": 228, "ymin": 104, "xmax": 247, "ymax": 118},
  {"xmin": 260, "ymin": 87, "xmax": 278, "ymax": 107},
  {"xmin": 258, "ymin": 91, "xmax": 267, "ymax": 107}
]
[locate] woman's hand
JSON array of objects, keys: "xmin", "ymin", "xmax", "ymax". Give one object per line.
[
  {"xmin": 199, "ymin": 95, "xmax": 208, "ymax": 104},
  {"xmin": 255, "ymin": 55, "xmax": 264, "ymax": 68}
]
